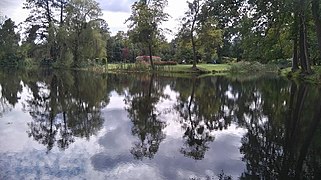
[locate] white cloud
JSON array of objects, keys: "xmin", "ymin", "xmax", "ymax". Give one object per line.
[
  {"xmin": 0, "ymin": 0, "xmax": 28, "ymax": 24},
  {"xmin": 162, "ymin": 0, "xmax": 188, "ymax": 40},
  {"xmin": 0, "ymin": 0, "xmax": 19, "ymax": 9},
  {"xmin": 101, "ymin": 10, "xmax": 130, "ymax": 35}
]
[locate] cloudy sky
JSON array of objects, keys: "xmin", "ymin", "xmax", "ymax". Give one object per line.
[{"xmin": 0, "ymin": 0, "xmax": 188, "ymax": 40}]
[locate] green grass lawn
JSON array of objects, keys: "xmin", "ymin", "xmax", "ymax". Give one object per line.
[{"xmin": 196, "ymin": 64, "xmax": 231, "ymax": 72}]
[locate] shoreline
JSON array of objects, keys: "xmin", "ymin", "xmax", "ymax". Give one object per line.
[{"xmin": 2, "ymin": 63, "xmax": 321, "ymax": 83}]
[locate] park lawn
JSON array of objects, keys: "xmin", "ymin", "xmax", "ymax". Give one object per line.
[{"xmin": 196, "ymin": 64, "xmax": 231, "ymax": 72}]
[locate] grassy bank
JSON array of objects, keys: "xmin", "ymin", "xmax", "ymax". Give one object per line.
[
  {"xmin": 104, "ymin": 63, "xmax": 231, "ymax": 74},
  {"xmin": 281, "ymin": 66, "xmax": 321, "ymax": 84},
  {"xmin": 88, "ymin": 61, "xmax": 280, "ymax": 77},
  {"xmin": 58, "ymin": 61, "xmax": 321, "ymax": 83}
]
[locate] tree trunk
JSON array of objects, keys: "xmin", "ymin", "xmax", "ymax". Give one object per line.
[
  {"xmin": 45, "ymin": 1, "xmax": 52, "ymax": 23},
  {"xmin": 191, "ymin": 32, "xmax": 197, "ymax": 69},
  {"xmin": 292, "ymin": 37, "xmax": 299, "ymax": 71},
  {"xmin": 312, "ymin": 0, "xmax": 321, "ymax": 61},
  {"xmin": 299, "ymin": 11, "xmax": 312, "ymax": 74},
  {"xmin": 60, "ymin": 0, "xmax": 64, "ymax": 26},
  {"xmin": 292, "ymin": 12, "xmax": 299, "ymax": 71},
  {"xmin": 190, "ymin": 4, "xmax": 199, "ymax": 70},
  {"xmin": 148, "ymin": 41, "xmax": 154, "ymax": 70}
]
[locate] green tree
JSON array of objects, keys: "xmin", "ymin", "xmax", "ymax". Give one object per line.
[
  {"xmin": 23, "ymin": 0, "xmax": 58, "ymax": 60},
  {"xmin": 22, "ymin": 0, "xmax": 108, "ymax": 67},
  {"xmin": 205, "ymin": 0, "xmax": 241, "ymax": 60},
  {"xmin": 312, "ymin": 0, "xmax": 321, "ymax": 61},
  {"xmin": 64, "ymin": 0, "xmax": 107, "ymax": 67},
  {"xmin": 106, "ymin": 31, "xmax": 133, "ymax": 63},
  {"xmin": 181, "ymin": 0, "xmax": 204, "ymax": 69},
  {"xmin": 298, "ymin": 0, "xmax": 312, "ymax": 74},
  {"xmin": 127, "ymin": 0, "xmax": 169, "ymax": 70},
  {"xmin": 0, "ymin": 18, "xmax": 20, "ymax": 66},
  {"xmin": 197, "ymin": 16, "xmax": 223, "ymax": 62}
]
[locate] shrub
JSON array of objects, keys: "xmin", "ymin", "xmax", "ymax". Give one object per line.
[
  {"xmin": 230, "ymin": 61, "xmax": 278, "ymax": 74},
  {"xmin": 221, "ymin": 57, "xmax": 237, "ymax": 63},
  {"xmin": 268, "ymin": 59, "xmax": 292, "ymax": 69},
  {"xmin": 154, "ymin": 61, "xmax": 177, "ymax": 66}
]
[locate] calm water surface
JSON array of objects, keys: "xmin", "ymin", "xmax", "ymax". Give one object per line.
[{"xmin": 0, "ymin": 69, "xmax": 321, "ymax": 179}]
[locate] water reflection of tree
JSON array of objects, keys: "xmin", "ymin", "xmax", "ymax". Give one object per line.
[
  {"xmin": 24, "ymin": 70, "xmax": 109, "ymax": 151},
  {"xmin": 239, "ymin": 80, "xmax": 321, "ymax": 179},
  {"xmin": 0, "ymin": 69, "xmax": 23, "ymax": 116},
  {"xmin": 124, "ymin": 74, "xmax": 167, "ymax": 160},
  {"xmin": 173, "ymin": 77, "xmax": 235, "ymax": 160}
]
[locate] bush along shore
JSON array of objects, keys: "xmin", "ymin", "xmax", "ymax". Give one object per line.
[{"xmin": 281, "ymin": 66, "xmax": 321, "ymax": 84}]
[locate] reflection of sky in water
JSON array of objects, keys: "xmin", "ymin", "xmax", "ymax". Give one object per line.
[{"xmin": 0, "ymin": 86, "xmax": 246, "ymax": 179}]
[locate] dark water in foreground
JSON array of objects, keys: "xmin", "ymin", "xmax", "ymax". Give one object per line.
[{"xmin": 0, "ymin": 69, "xmax": 321, "ymax": 179}]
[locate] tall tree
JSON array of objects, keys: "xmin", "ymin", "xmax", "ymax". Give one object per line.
[
  {"xmin": 205, "ymin": 0, "xmax": 241, "ymax": 60},
  {"xmin": 197, "ymin": 16, "xmax": 223, "ymax": 62},
  {"xmin": 64, "ymin": 0, "xmax": 106, "ymax": 67},
  {"xmin": 23, "ymin": 0, "xmax": 57, "ymax": 60},
  {"xmin": 0, "ymin": 18, "xmax": 20, "ymax": 65},
  {"xmin": 298, "ymin": 0, "xmax": 312, "ymax": 74},
  {"xmin": 181, "ymin": 0, "xmax": 204, "ymax": 69},
  {"xmin": 127, "ymin": 0, "xmax": 169, "ymax": 70}
]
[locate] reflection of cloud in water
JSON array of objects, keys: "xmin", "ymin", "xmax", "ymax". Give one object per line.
[
  {"xmin": 102, "ymin": 163, "xmax": 163, "ymax": 180},
  {"xmin": 0, "ymin": 150, "xmax": 88, "ymax": 179},
  {"xmin": 99, "ymin": 109, "xmax": 135, "ymax": 156},
  {"xmin": 91, "ymin": 153, "xmax": 132, "ymax": 171},
  {"xmin": 91, "ymin": 109, "xmax": 135, "ymax": 171},
  {"xmin": 0, "ymin": 90, "xmax": 246, "ymax": 179},
  {"xmin": 92, "ymin": 108, "xmax": 165, "ymax": 179},
  {"xmin": 104, "ymin": 91, "xmax": 126, "ymax": 110},
  {"xmin": 92, "ymin": 104, "xmax": 247, "ymax": 179}
]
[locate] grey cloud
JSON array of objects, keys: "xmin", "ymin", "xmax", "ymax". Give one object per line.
[
  {"xmin": 0, "ymin": 0, "xmax": 18, "ymax": 9},
  {"xmin": 0, "ymin": 0, "xmax": 21, "ymax": 17}
]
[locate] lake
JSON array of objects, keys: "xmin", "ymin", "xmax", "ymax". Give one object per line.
[{"xmin": 0, "ymin": 69, "xmax": 321, "ymax": 179}]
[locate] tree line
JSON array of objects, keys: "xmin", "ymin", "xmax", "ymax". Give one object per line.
[{"xmin": 0, "ymin": 0, "xmax": 320, "ymax": 73}]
